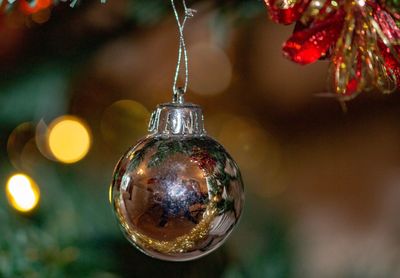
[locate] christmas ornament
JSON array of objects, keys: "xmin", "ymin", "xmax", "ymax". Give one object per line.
[
  {"xmin": 264, "ymin": 0, "xmax": 400, "ymax": 99},
  {"xmin": 110, "ymin": 0, "xmax": 244, "ymax": 262}
]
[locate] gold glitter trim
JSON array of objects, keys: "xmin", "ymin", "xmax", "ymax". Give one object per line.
[{"xmin": 115, "ymin": 202, "xmax": 218, "ymax": 254}]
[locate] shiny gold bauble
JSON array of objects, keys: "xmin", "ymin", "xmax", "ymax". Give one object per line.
[{"xmin": 110, "ymin": 102, "xmax": 244, "ymax": 261}]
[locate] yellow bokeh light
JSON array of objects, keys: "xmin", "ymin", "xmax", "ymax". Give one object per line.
[
  {"xmin": 100, "ymin": 100, "xmax": 149, "ymax": 153},
  {"xmin": 188, "ymin": 43, "xmax": 232, "ymax": 96},
  {"xmin": 47, "ymin": 116, "xmax": 92, "ymax": 164},
  {"xmin": 109, "ymin": 185, "xmax": 112, "ymax": 204},
  {"xmin": 6, "ymin": 173, "xmax": 40, "ymax": 213}
]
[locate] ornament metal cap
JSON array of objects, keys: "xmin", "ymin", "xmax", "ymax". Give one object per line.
[{"xmin": 148, "ymin": 90, "xmax": 206, "ymax": 136}]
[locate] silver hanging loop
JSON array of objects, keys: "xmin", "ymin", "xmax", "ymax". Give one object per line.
[{"xmin": 171, "ymin": 0, "xmax": 196, "ymax": 104}]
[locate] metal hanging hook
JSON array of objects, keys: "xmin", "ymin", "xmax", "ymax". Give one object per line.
[{"xmin": 171, "ymin": 0, "xmax": 196, "ymax": 104}]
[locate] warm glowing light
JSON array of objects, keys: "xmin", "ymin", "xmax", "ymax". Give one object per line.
[
  {"xmin": 188, "ymin": 43, "xmax": 232, "ymax": 96},
  {"xmin": 357, "ymin": 0, "xmax": 365, "ymax": 6},
  {"xmin": 137, "ymin": 168, "xmax": 144, "ymax": 175},
  {"xmin": 215, "ymin": 115, "xmax": 283, "ymax": 197},
  {"xmin": 6, "ymin": 173, "xmax": 40, "ymax": 213},
  {"xmin": 48, "ymin": 116, "xmax": 92, "ymax": 164},
  {"xmin": 100, "ymin": 100, "xmax": 149, "ymax": 153},
  {"xmin": 7, "ymin": 122, "xmax": 35, "ymax": 169}
]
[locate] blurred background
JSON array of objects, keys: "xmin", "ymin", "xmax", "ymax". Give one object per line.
[{"xmin": 2, "ymin": 0, "xmax": 400, "ymax": 277}]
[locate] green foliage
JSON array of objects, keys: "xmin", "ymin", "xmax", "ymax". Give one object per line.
[
  {"xmin": 126, "ymin": 0, "xmax": 168, "ymax": 25},
  {"xmin": 0, "ymin": 64, "xmax": 69, "ymax": 127},
  {"xmin": 0, "ymin": 165, "xmax": 119, "ymax": 277},
  {"xmin": 223, "ymin": 207, "xmax": 294, "ymax": 278},
  {"xmin": 148, "ymin": 139, "xmax": 185, "ymax": 168}
]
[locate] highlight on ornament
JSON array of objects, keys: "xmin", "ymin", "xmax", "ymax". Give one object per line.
[
  {"xmin": 6, "ymin": 173, "xmax": 40, "ymax": 213},
  {"xmin": 100, "ymin": 100, "xmax": 150, "ymax": 151},
  {"xmin": 47, "ymin": 115, "xmax": 92, "ymax": 164}
]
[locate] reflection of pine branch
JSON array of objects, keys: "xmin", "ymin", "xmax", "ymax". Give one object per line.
[
  {"xmin": 147, "ymin": 137, "xmax": 231, "ymax": 170},
  {"xmin": 216, "ymin": 199, "xmax": 234, "ymax": 214},
  {"xmin": 148, "ymin": 139, "xmax": 192, "ymax": 168},
  {"xmin": 130, "ymin": 149, "xmax": 145, "ymax": 170},
  {"xmin": 207, "ymin": 179, "xmax": 220, "ymax": 196},
  {"xmin": 144, "ymin": 137, "xmax": 239, "ymax": 216},
  {"xmin": 209, "ymin": 164, "xmax": 237, "ymax": 195},
  {"xmin": 130, "ymin": 138, "xmax": 159, "ymax": 170}
]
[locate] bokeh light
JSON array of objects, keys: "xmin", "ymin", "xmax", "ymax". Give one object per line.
[
  {"xmin": 47, "ymin": 116, "xmax": 92, "ymax": 164},
  {"xmin": 189, "ymin": 43, "xmax": 232, "ymax": 96},
  {"xmin": 100, "ymin": 100, "xmax": 149, "ymax": 153},
  {"xmin": 214, "ymin": 114, "xmax": 284, "ymax": 197},
  {"xmin": 7, "ymin": 122, "xmax": 36, "ymax": 169},
  {"xmin": 31, "ymin": 8, "xmax": 51, "ymax": 24},
  {"xmin": 6, "ymin": 173, "xmax": 40, "ymax": 213},
  {"xmin": 36, "ymin": 119, "xmax": 56, "ymax": 161},
  {"xmin": 217, "ymin": 115, "xmax": 280, "ymax": 170},
  {"xmin": 20, "ymin": 0, "xmax": 52, "ymax": 15}
]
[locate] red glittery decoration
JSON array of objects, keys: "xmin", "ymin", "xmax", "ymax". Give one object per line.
[
  {"xmin": 265, "ymin": 0, "xmax": 310, "ymax": 24},
  {"xmin": 264, "ymin": 0, "xmax": 400, "ymax": 96},
  {"xmin": 375, "ymin": 7, "xmax": 400, "ymax": 41},
  {"xmin": 283, "ymin": 12, "xmax": 344, "ymax": 64},
  {"xmin": 344, "ymin": 58, "xmax": 363, "ymax": 98},
  {"xmin": 380, "ymin": 44, "xmax": 400, "ymax": 85}
]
